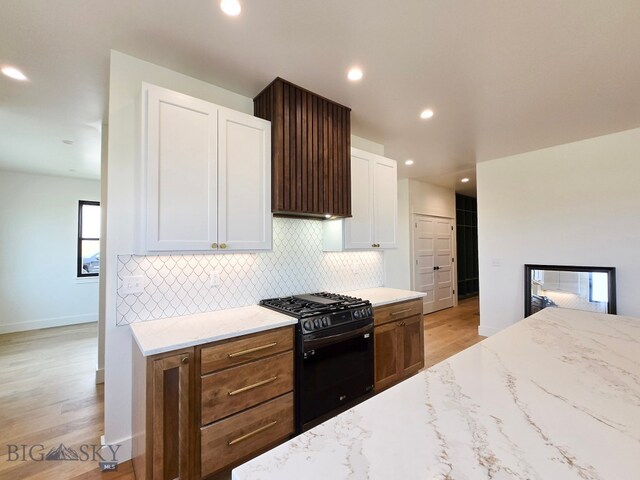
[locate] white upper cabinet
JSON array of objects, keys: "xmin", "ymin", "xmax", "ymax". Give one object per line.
[
  {"xmin": 372, "ymin": 156, "xmax": 398, "ymax": 248},
  {"xmin": 323, "ymin": 148, "xmax": 397, "ymax": 251},
  {"xmin": 218, "ymin": 108, "xmax": 272, "ymax": 251},
  {"xmin": 344, "ymin": 151, "xmax": 374, "ymax": 249},
  {"xmin": 141, "ymin": 84, "xmax": 272, "ymax": 253}
]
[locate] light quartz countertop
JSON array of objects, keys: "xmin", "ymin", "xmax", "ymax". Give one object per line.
[
  {"xmin": 130, "ymin": 287, "xmax": 422, "ymax": 356},
  {"xmin": 130, "ymin": 305, "xmax": 297, "ymax": 356},
  {"xmin": 341, "ymin": 287, "xmax": 425, "ymax": 306},
  {"xmin": 233, "ymin": 307, "xmax": 640, "ymax": 480}
]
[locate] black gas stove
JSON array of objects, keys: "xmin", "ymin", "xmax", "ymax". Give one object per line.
[
  {"xmin": 260, "ymin": 292, "xmax": 373, "ymax": 334},
  {"xmin": 260, "ymin": 292, "xmax": 375, "ymax": 432}
]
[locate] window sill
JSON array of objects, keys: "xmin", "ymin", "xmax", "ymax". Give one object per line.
[{"xmin": 76, "ymin": 277, "xmax": 99, "ymax": 284}]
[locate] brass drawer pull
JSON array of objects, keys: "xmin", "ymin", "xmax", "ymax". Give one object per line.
[
  {"xmin": 228, "ymin": 342, "xmax": 278, "ymax": 358},
  {"xmin": 211, "ymin": 243, "xmax": 218, "ymax": 249},
  {"xmin": 228, "ymin": 421, "xmax": 278, "ymax": 446},
  {"xmin": 391, "ymin": 309, "xmax": 412, "ymax": 316},
  {"xmin": 228, "ymin": 376, "xmax": 278, "ymax": 396}
]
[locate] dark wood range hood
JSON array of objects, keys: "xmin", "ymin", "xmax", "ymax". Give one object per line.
[{"xmin": 254, "ymin": 78, "xmax": 352, "ymax": 219}]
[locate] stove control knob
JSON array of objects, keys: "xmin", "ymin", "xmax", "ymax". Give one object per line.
[
  {"xmin": 322, "ymin": 317, "xmax": 330, "ymax": 327},
  {"xmin": 354, "ymin": 310, "xmax": 361, "ymax": 319},
  {"xmin": 313, "ymin": 318, "xmax": 321, "ymax": 329},
  {"xmin": 304, "ymin": 320, "xmax": 313, "ymax": 331},
  {"xmin": 367, "ymin": 307, "xmax": 373, "ymax": 317}
]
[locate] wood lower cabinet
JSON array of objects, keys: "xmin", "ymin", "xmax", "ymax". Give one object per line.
[
  {"xmin": 401, "ymin": 314, "xmax": 425, "ymax": 377},
  {"xmin": 132, "ymin": 348, "xmax": 195, "ymax": 480},
  {"xmin": 133, "ymin": 326, "xmax": 295, "ymax": 479},
  {"xmin": 373, "ymin": 299, "xmax": 425, "ymax": 392},
  {"xmin": 200, "ymin": 394, "xmax": 294, "ymax": 478},
  {"xmin": 373, "ymin": 322, "xmax": 402, "ymax": 391}
]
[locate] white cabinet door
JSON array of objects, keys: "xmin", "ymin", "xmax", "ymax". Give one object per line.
[
  {"xmin": 373, "ymin": 156, "xmax": 397, "ymax": 248},
  {"xmin": 344, "ymin": 151, "xmax": 374, "ymax": 249},
  {"xmin": 145, "ymin": 85, "xmax": 218, "ymax": 251},
  {"xmin": 322, "ymin": 147, "xmax": 397, "ymax": 251},
  {"xmin": 218, "ymin": 109, "xmax": 272, "ymax": 251}
]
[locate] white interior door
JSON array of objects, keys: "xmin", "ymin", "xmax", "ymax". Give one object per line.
[{"xmin": 413, "ymin": 214, "xmax": 455, "ymax": 314}]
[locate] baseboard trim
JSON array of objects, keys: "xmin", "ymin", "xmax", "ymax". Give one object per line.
[
  {"xmin": 102, "ymin": 435, "xmax": 132, "ymax": 463},
  {"xmin": 95, "ymin": 367, "xmax": 105, "ymax": 385},
  {"xmin": 478, "ymin": 324, "xmax": 502, "ymax": 337},
  {"xmin": 0, "ymin": 313, "xmax": 97, "ymax": 334}
]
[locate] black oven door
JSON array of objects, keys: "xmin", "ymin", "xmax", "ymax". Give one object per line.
[{"xmin": 297, "ymin": 318, "xmax": 374, "ymax": 432}]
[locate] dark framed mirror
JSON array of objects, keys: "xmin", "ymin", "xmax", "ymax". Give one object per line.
[{"xmin": 524, "ymin": 264, "xmax": 616, "ymax": 318}]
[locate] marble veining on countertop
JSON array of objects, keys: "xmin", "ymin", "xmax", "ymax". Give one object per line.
[
  {"xmin": 341, "ymin": 287, "xmax": 426, "ymax": 306},
  {"xmin": 130, "ymin": 305, "xmax": 297, "ymax": 356},
  {"xmin": 233, "ymin": 307, "xmax": 640, "ymax": 479}
]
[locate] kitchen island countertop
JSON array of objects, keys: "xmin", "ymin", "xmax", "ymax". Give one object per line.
[
  {"xmin": 233, "ymin": 307, "xmax": 640, "ymax": 479},
  {"xmin": 341, "ymin": 287, "xmax": 426, "ymax": 306}
]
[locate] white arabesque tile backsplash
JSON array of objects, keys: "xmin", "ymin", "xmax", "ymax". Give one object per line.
[{"xmin": 116, "ymin": 217, "xmax": 384, "ymax": 325}]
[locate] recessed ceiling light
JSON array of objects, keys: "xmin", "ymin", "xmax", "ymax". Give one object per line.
[
  {"xmin": 347, "ymin": 67, "xmax": 363, "ymax": 82},
  {"xmin": 405, "ymin": 160, "xmax": 414, "ymax": 166},
  {"xmin": 220, "ymin": 0, "xmax": 241, "ymax": 16},
  {"xmin": 62, "ymin": 139, "xmax": 74, "ymax": 145},
  {"xmin": 2, "ymin": 66, "xmax": 28, "ymax": 81},
  {"xmin": 461, "ymin": 178, "xmax": 470, "ymax": 183},
  {"xmin": 420, "ymin": 109, "xmax": 434, "ymax": 119}
]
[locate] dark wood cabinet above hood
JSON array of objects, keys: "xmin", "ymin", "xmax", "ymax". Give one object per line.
[{"xmin": 254, "ymin": 78, "xmax": 351, "ymax": 219}]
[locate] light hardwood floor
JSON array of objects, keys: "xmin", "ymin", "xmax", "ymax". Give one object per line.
[
  {"xmin": 0, "ymin": 296, "xmax": 481, "ymax": 479},
  {"xmin": 0, "ymin": 323, "xmax": 134, "ymax": 479},
  {"xmin": 423, "ymin": 296, "xmax": 483, "ymax": 368}
]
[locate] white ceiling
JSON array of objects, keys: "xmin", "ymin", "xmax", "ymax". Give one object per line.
[{"xmin": 1, "ymin": 1, "xmax": 639, "ymax": 193}]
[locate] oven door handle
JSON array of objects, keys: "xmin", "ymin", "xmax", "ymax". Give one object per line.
[{"xmin": 304, "ymin": 323, "xmax": 373, "ymax": 350}]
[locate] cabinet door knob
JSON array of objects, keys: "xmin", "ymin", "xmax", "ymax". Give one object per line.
[
  {"xmin": 220, "ymin": 243, "xmax": 227, "ymax": 249},
  {"xmin": 211, "ymin": 243, "xmax": 218, "ymax": 249},
  {"xmin": 181, "ymin": 356, "xmax": 189, "ymax": 364}
]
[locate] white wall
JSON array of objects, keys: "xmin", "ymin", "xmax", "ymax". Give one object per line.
[
  {"xmin": 384, "ymin": 179, "xmax": 456, "ymax": 292},
  {"xmin": 477, "ymin": 127, "xmax": 640, "ymax": 336},
  {"xmin": 384, "ymin": 179, "xmax": 410, "ymax": 289},
  {"xmin": 409, "ymin": 179, "xmax": 456, "ymax": 218},
  {"xmin": 0, "ymin": 170, "xmax": 100, "ymax": 333},
  {"xmin": 105, "ymin": 51, "xmax": 386, "ymax": 460}
]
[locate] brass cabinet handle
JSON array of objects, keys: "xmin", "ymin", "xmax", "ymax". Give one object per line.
[
  {"xmin": 391, "ymin": 309, "xmax": 412, "ymax": 317},
  {"xmin": 228, "ymin": 342, "xmax": 278, "ymax": 358},
  {"xmin": 211, "ymin": 243, "xmax": 218, "ymax": 249},
  {"xmin": 181, "ymin": 356, "xmax": 189, "ymax": 364},
  {"xmin": 228, "ymin": 376, "xmax": 278, "ymax": 396},
  {"xmin": 228, "ymin": 421, "xmax": 278, "ymax": 446},
  {"xmin": 220, "ymin": 243, "xmax": 227, "ymax": 249}
]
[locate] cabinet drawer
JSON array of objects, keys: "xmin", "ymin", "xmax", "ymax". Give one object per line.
[
  {"xmin": 200, "ymin": 393, "xmax": 294, "ymax": 477},
  {"xmin": 374, "ymin": 299, "xmax": 423, "ymax": 326},
  {"xmin": 201, "ymin": 351, "xmax": 293, "ymax": 425},
  {"xmin": 200, "ymin": 327, "xmax": 293, "ymax": 374}
]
